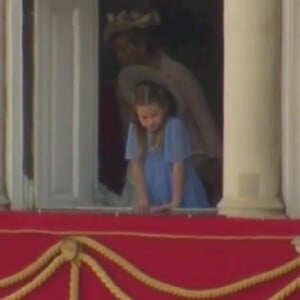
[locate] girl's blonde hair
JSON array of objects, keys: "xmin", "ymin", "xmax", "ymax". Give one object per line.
[{"xmin": 132, "ymin": 81, "xmax": 177, "ymax": 155}]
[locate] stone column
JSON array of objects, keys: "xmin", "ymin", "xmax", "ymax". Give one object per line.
[{"xmin": 218, "ymin": 0, "xmax": 285, "ymax": 217}]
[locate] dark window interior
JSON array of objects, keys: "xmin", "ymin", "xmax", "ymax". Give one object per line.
[{"xmin": 23, "ymin": 0, "xmax": 34, "ymax": 179}]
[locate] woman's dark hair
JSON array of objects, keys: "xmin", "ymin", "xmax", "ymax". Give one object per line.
[{"xmin": 109, "ymin": 27, "xmax": 161, "ymax": 56}]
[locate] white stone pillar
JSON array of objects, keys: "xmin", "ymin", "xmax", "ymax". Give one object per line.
[
  {"xmin": 218, "ymin": 0, "xmax": 285, "ymax": 217},
  {"xmin": 281, "ymin": 0, "xmax": 300, "ymax": 218}
]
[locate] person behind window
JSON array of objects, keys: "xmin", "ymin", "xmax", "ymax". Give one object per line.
[
  {"xmin": 122, "ymin": 76, "xmax": 209, "ymax": 213},
  {"xmin": 104, "ymin": 9, "xmax": 222, "ymax": 205}
]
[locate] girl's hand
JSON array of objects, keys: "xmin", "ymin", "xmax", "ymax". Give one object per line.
[
  {"xmin": 150, "ymin": 201, "xmax": 180, "ymax": 214},
  {"xmin": 149, "ymin": 205, "xmax": 166, "ymax": 214},
  {"xmin": 150, "ymin": 203, "xmax": 174, "ymax": 214},
  {"xmin": 136, "ymin": 197, "xmax": 150, "ymax": 214}
]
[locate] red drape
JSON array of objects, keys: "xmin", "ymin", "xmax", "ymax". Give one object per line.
[{"xmin": 0, "ymin": 212, "xmax": 300, "ymax": 299}]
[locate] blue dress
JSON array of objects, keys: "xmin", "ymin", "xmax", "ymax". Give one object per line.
[{"xmin": 125, "ymin": 117, "xmax": 209, "ymax": 208}]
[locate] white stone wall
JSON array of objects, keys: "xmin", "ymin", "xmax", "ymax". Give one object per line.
[
  {"xmin": 0, "ymin": 0, "xmax": 7, "ymax": 206},
  {"xmin": 281, "ymin": 0, "xmax": 300, "ymax": 217}
]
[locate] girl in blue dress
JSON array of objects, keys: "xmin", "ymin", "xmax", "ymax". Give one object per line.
[{"xmin": 125, "ymin": 80, "xmax": 209, "ymax": 213}]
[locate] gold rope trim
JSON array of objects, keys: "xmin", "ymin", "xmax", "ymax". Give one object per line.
[
  {"xmin": 80, "ymin": 253, "xmax": 131, "ymax": 300},
  {"xmin": 1, "ymin": 236, "xmax": 300, "ymax": 299},
  {"xmin": 0, "ymin": 228, "xmax": 296, "ymax": 240},
  {"xmin": 3, "ymin": 255, "xmax": 65, "ymax": 300},
  {"xmin": 270, "ymin": 276, "xmax": 300, "ymax": 300},
  {"xmin": 69, "ymin": 262, "xmax": 80, "ymax": 300},
  {"xmin": 0, "ymin": 242, "xmax": 61, "ymax": 288},
  {"xmin": 75, "ymin": 236, "xmax": 300, "ymax": 299}
]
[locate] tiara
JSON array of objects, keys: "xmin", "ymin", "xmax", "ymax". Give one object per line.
[{"xmin": 103, "ymin": 10, "xmax": 161, "ymax": 40}]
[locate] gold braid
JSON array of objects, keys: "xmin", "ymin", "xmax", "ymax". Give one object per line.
[
  {"xmin": 1, "ymin": 236, "xmax": 300, "ymax": 299},
  {"xmin": 3, "ymin": 255, "xmax": 65, "ymax": 300},
  {"xmin": 0, "ymin": 242, "xmax": 61, "ymax": 288},
  {"xmin": 79, "ymin": 253, "xmax": 131, "ymax": 300},
  {"xmin": 270, "ymin": 277, "xmax": 300, "ymax": 300},
  {"xmin": 75, "ymin": 236, "xmax": 300, "ymax": 299},
  {"xmin": 69, "ymin": 261, "xmax": 80, "ymax": 300}
]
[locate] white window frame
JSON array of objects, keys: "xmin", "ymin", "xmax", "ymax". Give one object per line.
[
  {"xmin": 281, "ymin": 0, "xmax": 300, "ymax": 217},
  {"xmin": 0, "ymin": 0, "xmax": 7, "ymax": 207},
  {"xmin": 4, "ymin": 0, "xmax": 24, "ymax": 209}
]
